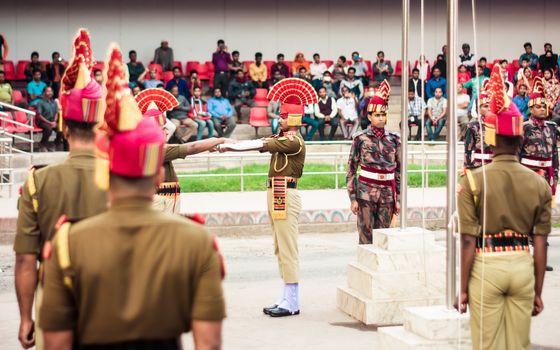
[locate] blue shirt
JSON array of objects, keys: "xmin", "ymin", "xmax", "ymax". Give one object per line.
[
  {"xmin": 144, "ymin": 79, "xmax": 163, "ymax": 89},
  {"xmin": 519, "ymin": 53, "xmax": 539, "ymax": 71},
  {"xmin": 165, "ymin": 78, "xmax": 190, "ymax": 98},
  {"xmin": 513, "ymin": 95, "xmax": 530, "ymax": 121},
  {"xmin": 426, "ymin": 77, "xmax": 447, "ymax": 99},
  {"xmin": 207, "ymin": 97, "xmax": 233, "ymax": 118},
  {"xmin": 27, "ymin": 81, "xmax": 47, "ymax": 106}
]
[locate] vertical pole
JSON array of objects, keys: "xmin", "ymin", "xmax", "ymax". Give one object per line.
[
  {"xmin": 446, "ymin": 0, "xmax": 458, "ymax": 309},
  {"xmin": 400, "ymin": 0, "xmax": 409, "ymax": 229}
]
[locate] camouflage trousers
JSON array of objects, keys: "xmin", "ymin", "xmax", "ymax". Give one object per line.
[{"xmin": 356, "ymin": 185, "xmax": 395, "ymax": 244}]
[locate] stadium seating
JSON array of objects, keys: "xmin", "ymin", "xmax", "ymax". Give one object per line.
[
  {"xmin": 322, "ymin": 60, "xmax": 334, "ymax": 68},
  {"xmin": 2, "ymin": 61, "xmax": 16, "ymax": 80},
  {"xmin": 264, "ymin": 60, "xmax": 275, "ymax": 79},
  {"xmin": 147, "ymin": 63, "xmax": 163, "ymax": 80},
  {"xmin": 163, "ymin": 71, "xmax": 174, "ymax": 85},
  {"xmin": 186, "ymin": 61, "xmax": 200, "ymax": 74},
  {"xmin": 249, "ymin": 107, "xmax": 270, "ymax": 138},
  {"xmin": 253, "ymin": 88, "xmax": 268, "ymax": 108},
  {"xmin": 16, "ymin": 60, "xmax": 30, "ymax": 81},
  {"xmin": 12, "ymin": 90, "xmax": 24, "ymax": 104}
]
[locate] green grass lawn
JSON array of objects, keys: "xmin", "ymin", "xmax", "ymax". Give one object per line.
[{"xmin": 179, "ymin": 163, "xmax": 448, "ymax": 192}]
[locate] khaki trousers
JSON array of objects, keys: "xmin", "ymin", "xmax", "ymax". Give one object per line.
[
  {"xmin": 267, "ymin": 188, "xmax": 301, "ymax": 283},
  {"xmin": 153, "ymin": 195, "xmax": 180, "ymax": 214},
  {"xmin": 468, "ymin": 252, "xmax": 535, "ymax": 350}
]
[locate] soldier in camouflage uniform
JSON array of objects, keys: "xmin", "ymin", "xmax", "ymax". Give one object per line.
[
  {"xmin": 464, "ymin": 81, "xmax": 492, "ymax": 169},
  {"xmin": 347, "ymin": 80, "xmax": 401, "ymax": 244}
]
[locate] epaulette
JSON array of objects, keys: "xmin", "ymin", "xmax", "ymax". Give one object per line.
[
  {"xmin": 48, "ymin": 215, "xmax": 83, "ymax": 288},
  {"xmin": 351, "ymin": 130, "xmax": 365, "ymax": 139},
  {"xmin": 26, "ymin": 165, "xmax": 47, "ymax": 213},
  {"xmin": 464, "ymin": 168, "xmax": 480, "ymax": 206},
  {"xmin": 212, "ymin": 235, "xmax": 226, "ymax": 280},
  {"xmin": 545, "ymin": 120, "xmax": 557, "ymax": 126}
]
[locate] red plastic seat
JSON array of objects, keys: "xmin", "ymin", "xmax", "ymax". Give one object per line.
[
  {"xmin": 40, "ymin": 61, "xmax": 49, "ymax": 71},
  {"xmin": 13, "ymin": 111, "xmax": 32, "ymax": 133},
  {"xmin": 186, "ymin": 61, "xmax": 200, "ymax": 75},
  {"xmin": 12, "ymin": 90, "xmax": 24, "ymax": 104},
  {"xmin": 513, "ymin": 59, "xmax": 520, "ymax": 70},
  {"xmin": 394, "ymin": 60, "xmax": 403, "ymax": 77},
  {"xmin": 254, "ymin": 88, "xmax": 269, "ymax": 108},
  {"xmin": 249, "ymin": 107, "xmax": 270, "ymax": 137},
  {"xmin": 163, "ymin": 71, "xmax": 174, "ymax": 85},
  {"xmin": 195, "ymin": 63, "xmax": 211, "ymax": 81},
  {"xmin": 16, "ymin": 60, "xmax": 30, "ymax": 81},
  {"xmin": 2, "ymin": 61, "xmax": 16, "ymax": 80},
  {"xmin": 147, "ymin": 63, "xmax": 163, "ymax": 80},
  {"xmin": 264, "ymin": 61, "xmax": 275, "ymax": 79},
  {"xmin": 173, "ymin": 61, "xmax": 183, "ymax": 74},
  {"xmin": 0, "ymin": 111, "xmax": 16, "ymax": 133},
  {"xmin": 364, "ymin": 59, "xmax": 373, "ymax": 78},
  {"xmin": 284, "ymin": 61, "xmax": 293, "ymax": 77},
  {"xmin": 322, "ymin": 60, "xmax": 334, "ymax": 68},
  {"xmin": 243, "ymin": 61, "xmax": 254, "ymax": 77}
]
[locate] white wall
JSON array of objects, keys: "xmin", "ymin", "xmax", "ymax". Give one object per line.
[{"xmin": 1, "ymin": 0, "xmax": 559, "ymax": 65}]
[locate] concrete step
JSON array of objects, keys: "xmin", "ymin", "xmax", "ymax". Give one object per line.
[
  {"xmin": 356, "ymin": 244, "xmax": 445, "ymax": 272},
  {"xmin": 378, "ymin": 326, "xmax": 472, "ymax": 350},
  {"xmin": 373, "ymin": 227, "xmax": 436, "ymax": 252},
  {"xmin": 403, "ymin": 306, "xmax": 471, "ymax": 341}
]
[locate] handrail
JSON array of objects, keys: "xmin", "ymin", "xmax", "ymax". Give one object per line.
[
  {"xmin": 0, "ymin": 101, "xmax": 36, "ymax": 116},
  {"xmin": 0, "ymin": 104, "xmax": 36, "ymax": 155}
]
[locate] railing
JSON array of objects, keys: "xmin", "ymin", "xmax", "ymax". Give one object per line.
[
  {"xmin": 0, "ymin": 136, "xmax": 14, "ymax": 197},
  {"xmin": 0, "ymin": 102, "xmax": 37, "ymax": 156},
  {"xmin": 176, "ymin": 146, "xmax": 465, "ymax": 192}
]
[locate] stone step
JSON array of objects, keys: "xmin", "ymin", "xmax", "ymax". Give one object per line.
[
  {"xmin": 373, "ymin": 227, "xmax": 436, "ymax": 251},
  {"xmin": 403, "ymin": 305, "xmax": 471, "ymax": 341},
  {"xmin": 378, "ymin": 326, "xmax": 472, "ymax": 350},
  {"xmin": 336, "ymin": 285, "xmax": 444, "ymax": 325},
  {"xmin": 356, "ymin": 244, "xmax": 445, "ymax": 272},
  {"xmin": 347, "ymin": 262, "xmax": 445, "ymax": 300}
]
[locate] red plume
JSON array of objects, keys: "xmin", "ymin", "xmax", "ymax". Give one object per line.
[
  {"xmin": 61, "ymin": 29, "xmax": 93, "ymax": 94},
  {"xmin": 103, "ymin": 47, "xmax": 128, "ymax": 132},
  {"xmin": 487, "ymin": 65, "xmax": 506, "ymax": 114}
]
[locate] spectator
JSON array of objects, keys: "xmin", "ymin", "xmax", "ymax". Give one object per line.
[
  {"xmin": 479, "ymin": 57, "xmax": 491, "ymax": 77},
  {"xmin": 426, "ymin": 67, "xmax": 447, "ymax": 99},
  {"xmin": 358, "ymin": 83, "xmax": 376, "ymax": 130},
  {"xmin": 340, "ymin": 67, "xmax": 364, "ymax": 100},
  {"xmin": 46, "ymin": 51, "xmax": 65, "ymax": 99},
  {"xmin": 131, "ymin": 85, "xmax": 141, "ymax": 97},
  {"xmin": 456, "ymin": 83, "xmax": 471, "ymax": 139},
  {"xmin": 432, "ymin": 54, "xmax": 447, "ymax": 78},
  {"xmin": 24, "ymin": 51, "xmax": 43, "ymax": 82},
  {"xmin": 310, "ymin": 53, "xmax": 327, "ymax": 82},
  {"xmin": 314, "ymin": 87, "xmax": 339, "ymax": 141},
  {"xmin": 140, "ymin": 69, "xmax": 163, "ymax": 89},
  {"xmin": 270, "ymin": 53, "xmax": 289, "ymax": 80},
  {"xmin": 464, "ymin": 66, "xmax": 487, "ymax": 111},
  {"xmin": 441, "ymin": 45, "xmax": 448, "ymax": 60},
  {"xmin": 127, "ymin": 50, "xmax": 145, "ymax": 84},
  {"xmin": 212, "ymin": 39, "xmax": 232, "ymax": 97},
  {"xmin": 165, "ymin": 67, "xmax": 190, "ymax": 98},
  {"xmin": 167, "ymin": 85, "xmax": 197, "ymax": 143},
  {"xmin": 188, "ymin": 70, "xmax": 203, "ymax": 97},
  {"xmin": 516, "ymin": 67, "xmax": 535, "ymax": 93},
  {"xmin": 208, "ymin": 88, "xmax": 236, "ymax": 137},
  {"xmin": 249, "ymin": 52, "xmax": 268, "ymax": 89},
  {"xmin": 328, "ymin": 56, "xmax": 348, "ymax": 83},
  {"xmin": 315, "ymin": 71, "xmax": 337, "ymax": 99},
  {"xmin": 336, "ymin": 86, "xmax": 360, "ymax": 140},
  {"xmin": 189, "ymin": 86, "xmax": 214, "ymax": 140},
  {"xmin": 267, "ymin": 100, "xmax": 281, "ymax": 134},
  {"xmin": 415, "ymin": 55, "xmax": 430, "ymax": 81},
  {"xmin": 228, "ymin": 70, "xmax": 256, "ymax": 121},
  {"xmin": 302, "ymin": 104, "xmax": 319, "ymax": 141},
  {"xmin": 35, "ymin": 87, "xmax": 62, "ymax": 151},
  {"xmin": 93, "ymin": 69, "xmax": 103, "ymax": 85},
  {"xmin": 459, "ymin": 43, "xmax": 476, "ymax": 76},
  {"xmin": 297, "ymin": 67, "xmax": 312, "ymax": 83},
  {"xmin": 543, "ymin": 68, "xmax": 560, "ymax": 113},
  {"xmin": 229, "ymin": 50, "xmax": 246, "ymax": 78},
  {"xmin": 350, "ymin": 51, "xmax": 369, "ymax": 83},
  {"xmin": 519, "ymin": 42, "xmax": 539, "ymax": 71},
  {"xmin": 405, "ymin": 88, "xmax": 427, "ymax": 141},
  {"xmin": 457, "ymin": 64, "xmax": 470, "ymax": 85},
  {"xmin": 27, "ymin": 69, "xmax": 46, "ymax": 106},
  {"xmin": 515, "ymin": 58, "xmax": 530, "ymax": 84},
  {"xmin": 0, "ymin": 71, "xmax": 13, "ymax": 106},
  {"xmin": 499, "ymin": 59, "xmax": 510, "ymax": 82},
  {"xmin": 271, "ymin": 70, "xmax": 284, "ymax": 85},
  {"xmin": 425, "ymin": 87, "xmax": 447, "ymax": 141},
  {"xmin": 292, "ymin": 52, "xmax": 310, "ymax": 76},
  {"xmin": 539, "ymin": 43, "xmax": 559, "ymax": 73},
  {"xmin": 153, "ymin": 40, "xmax": 174, "ymax": 71},
  {"xmin": 372, "ymin": 51, "xmax": 393, "ymax": 82},
  {"xmin": 409, "ymin": 68, "xmax": 424, "ymax": 97},
  {"xmin": 513, "ymin": 83, "xmax": 530, "ymax": 121}
]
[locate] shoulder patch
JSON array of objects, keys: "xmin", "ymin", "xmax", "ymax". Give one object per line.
[
  {"xmin": 278, "ymin": 137, "xmax": 288, "ymax": 141},
  {"xmin": 213, "ymin": 236, "xmax": 226, "ymax": 280}
]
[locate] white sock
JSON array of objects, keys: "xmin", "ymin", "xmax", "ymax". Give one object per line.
[{"xmin": 278, "ymin": 283, "xmax": 299, "ymax": 312}]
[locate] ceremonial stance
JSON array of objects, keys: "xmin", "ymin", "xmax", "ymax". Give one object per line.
[
  {"xmin": 40, "ymin": 46, "xmax": 226, "ymax": 350},
  {"xmin": 135, "ymin": 88, "xmax": 231, "ymax": 213},
  {"xmin": 464, "ymin": 81, "xmax": 492, "ymax": 169},
  {"xmin": 13, "ymin": 29, "xmax": 107, "ymax": 350},
  {"xmin": 346, "ymin": 80, "xmax": 401, "ymax": 244},
  {"xmin": 457, "ymin": 66, "xmax": 550, "ymax": 350}
]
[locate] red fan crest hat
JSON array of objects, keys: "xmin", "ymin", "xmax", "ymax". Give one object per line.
[
  {"xmin": 95, "ymin": 45, "xmax": 165, "ymax": 190},
  {"xmin": 367, "ymin": 79, "xmax": 391, "ymax": 114},
  {"xmin": 267, "ymin": 78, "xmax": 318, "ymax": 127},
  {"xmin": 135, "ymin": 88, "xmax": 179, "ymax": 127},
  {"xmin": 528, "ymin": 76, "xmax": 548, "ymax": 115},
  {"xmin": 479, "ymin": 79, "xmax": 490, "ymax": 105},
  {"xmin": 483, "ymin": 65, "xmax": 524, "ymax": 146},
  {"xmin": 60, "ymin": 29, "xmax": 105, "ymax": 123}
]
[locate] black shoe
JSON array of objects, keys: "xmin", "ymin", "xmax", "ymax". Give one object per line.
[
  {"xmin": 546, "ymin": 265, "xmax": 553, "ymax": 272},
  {"xmin": 262, "ymin": 304, "xmax": 278, "ymax": 315},
  {"xmin": 268, "ymin": 307, "xmax": 300, "ymax": 317}
]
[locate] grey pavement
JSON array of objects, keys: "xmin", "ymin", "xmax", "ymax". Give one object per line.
[{"xmin": 1, "ymin": 233, "xmax": 560, "ymax": 350}]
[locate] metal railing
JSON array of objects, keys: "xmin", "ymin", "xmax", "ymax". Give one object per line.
[
  {"xmin": 0, "ymin": 102, "xmax": 37, "ymax": 156},
  {"xmin": 0, "ymin": 136, "xmax": 14, "ymax": 197}
]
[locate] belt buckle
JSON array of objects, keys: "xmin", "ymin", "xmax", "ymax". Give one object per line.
[
  {"xmin": 378, "ymin": 174, "xmax": 386, "ymax": 180},
  {"xmin": 539, "ymin": 161, "xmax": 546, "ymax": 167}
]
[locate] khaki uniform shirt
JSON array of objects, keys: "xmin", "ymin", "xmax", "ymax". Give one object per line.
[
  {"xmin": 163, "ymin": 144, "xmax": 189, "ymax": 183},
  {"xmin": 14, "ymin": 149, "xmax": 107, "ymax": 256},
  {"xmin": 40, "ymin": 198, "xmax": 226, "ymax": 344},
  {"xmin": 458, "ymin": 154, "xmax": 551, "ymax": 237},
  {"xmin": 264, "ymin": 131, "xmax": 306, "ymax": 178}
]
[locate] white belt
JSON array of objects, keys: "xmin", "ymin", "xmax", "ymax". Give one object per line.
[
  {"xmin": 521, "ymin": 158, "xmax": 552, "ymax": 168},
  {"xmin": 359, "ymin": 169, "xmax": 395, "ymax": 181},
  {"xmin": 473, "ymin": 153, "xmax": 492, "ymax": 160}
]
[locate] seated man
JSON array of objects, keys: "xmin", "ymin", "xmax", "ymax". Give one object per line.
[
  {"xmin": 167, "ymin": 86, "xmax": 197, "ymax": 143},
  {"xmin": 35, "ymin": 86, "xmax": 63, "ymax": 151},
  {"xmin": 339, "ymin": 67, "xmax": 364, "ymax": 100},
  {"xmin": 404, "ymin": 88, "xmax": 426, "ymax": 141},
  {"xmin": 302, "ymin": 103, "xmax": 319, "ymax": 141},
  {"xmin": 27, "ymin": 69, "xmax": 47, "ymax": 106},
  {"xmin": 208, "ymin": 88, "xmax": 236, "ymax": 138},
  {"xmin": 310, "ymin": 53, "xmax": 327, "ymax": 82},
  {"xmin": 297, "ymin": 67, "xmax": 313, "ymax": 84},
  {"xmin": 270, "ymin": 53, "xmax": 290, "ymax": 80},
  {"xmin": 228, "ymin": 70, "xmax": 256, "ymax": 122},
  {"xmin": 190, "ymin": 86, "xmax": 214, "ymax": 140},
  {"xmin": 249, "ymin": 52, "xmax": 268, "ymax": 89},
  {"xmin": 165, "ymin": 67, "xmax": 190, "ymax": 98},
  {"xmin": 24, "ymin": 51, "xmax": 43, "ymax": 82},
  {"xmin": 126, "ymin": 50, "xmax": 145, "ymax": 85},
  {"xmin": 0, "ymin": 71, "xmax": 13, "ymax": 106},
  {"xmin": 314, "ymin": 86, "xmax": 339, "ymax": 140},
  {"xmin": 228, "ymin": 50, "xmax": 246, "ymax": 77},
  {"xmin": 337, "ymin": 86, "xmax": 360, "ymax": 139},
  {"xmin": 139, "ymin": 69, "xmax": 163, "ymax": 89},
  {"xmin": 425, "ymin": 87, "xmax": 447, "ymax": 141},
  {"xmin": 372, "ymin": 51, "xmax": 393, "ymax": 82},
  {"xmin": 46, "ymin": 51, "xmax": 65, "ymax": 99},
  {"xmin": 456, "ymin": 83, "xmax": 470, "ymax": 140}
]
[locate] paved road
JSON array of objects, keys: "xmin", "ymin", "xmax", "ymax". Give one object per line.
[{"xmin": 1, "ymin": 233, "xmax": 559, "ymax": 349}]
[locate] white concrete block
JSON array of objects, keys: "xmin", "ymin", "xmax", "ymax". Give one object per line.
[
  {"xmin": 373, "ymin": 227, "xmax": 436, "ymax": 251},
  {"xmin": 356, "ymin": 244, "xmax": 445, "ymax": 272},
  {"xmin": 403, "ymin": 305, "xmax": 471, "ymax": 340},
  {"xmin": 378, "ymin": 326, "xmax": 472, "ymax": 350}
]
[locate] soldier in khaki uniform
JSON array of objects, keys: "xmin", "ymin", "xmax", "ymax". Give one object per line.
[
  {"xmin": 13, "ymin": 29, "xmax": 107, "ymax": 350},
  {"xmin": 40, "ymin": 45, "xmax": 226, "ymax": 350},
  {"xmin": 456, "ymin": 66, "xmax": 550, "ymax": 350}
]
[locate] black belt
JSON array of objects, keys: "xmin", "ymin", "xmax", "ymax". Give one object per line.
[
  {"xmin": 267, "ymin": 179, "xmax": 297, "ymax": 189},
  {"xmin": 156, "ymin": 182, "xmax": 180, "ymax": 195},
  {"xmin": 476, "ymin": 232, "xmax": 530, "ymax": 253}
]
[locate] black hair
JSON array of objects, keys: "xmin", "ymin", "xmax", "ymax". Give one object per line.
[
  {"xmin": 65, "ymin": 120, "xmax": 97, "ymax": 141},
  {"xmin": 434, "ymin": 87, "xmax": 443, "ymax": 92},
  {"xmin": 172, "ymin": 66, "xmax": 181, "ymax": 72},
  {"xmin": 462, "ymin": 43, "xmax": 470, "ymax": 49},
  {"xmin": 499, "ymin": 59, "xmax": 508, "ymax": 65},
  {"xmin": 544, "ymin": 42, "xmax": 552, "ymax": 48},
  {"xmin": 156, "ymin": 83, "xmax": 164, "ymax": 88},
  {"xmin": 31, "ymin": 51, "xmax": 39, "ymax": 58},
  {"xmin": 51, "ymin": 51, "xmax": 60, "ymax": 59},
  {"xmin": 129, "ymin": 50, "xmax": 137, "ymax": 57},
  {"xmin": 412, "ymin": 68, "xmax": 419, "ymax": 73},
  {"xmin": 339, "ymin": 55, "xmax": 346, "ymax": 63},
  {"xmin": 217, "ymin": 39, "xmax": 225, "ymax": 45},
  {"xmin": 255, "ymin": 52, "xmax": 263, "ymax": 58},
  {"xmin": 494, "ymin": 135, "xmax": 523, "ymax": 153},
  {"xmin": 521, "ymin": 58, "xmax": 529, "ymax": 62},
  {"xmin": 524, "ymin": 42, "xmax": 532, "ymax": 48},
  {"xmin": 277, "ymin": 53, "xmax": 284, "ymax": 59},
  {"xmin": 408, "ymin": 88, "xmax": 416, "ymax": 93},
  {"xmin": 213, "ymin": 87, "xmax": 222, "ymax": 94},
  {"xmin": 479, "ymin": 57, "xmax": 487, "ymax": 62},
  {"xmin": 432, "ymin": 67, "xmax": 441, "ymax": 73},
  {"xmin": 189, "ymin": 70, "xmax": 198, "ymax": 75},
  {"xmin": 0, "ymin": 71, "xmax": 4, "ymax": 75},
  {"xmin": 32, "ymin": 68, "xmax": 42, "ymax": 75},
  {"xmin": 318, "ymin": 86, "xmax": 326, "ymax": 91},
  {"xmin": 93, "ymin": 69, "xmax": 102, "ymax": 75},
  {"xmin": 313, "ymin": 53, "xmax": 320, "ymax": 58},
  {"xmin": 436, "ymin": 54, "xmax": 444, "ymax": 60},
  {"xmin": 193, "ymin": 86, "xmax": 202, "ymax": 91},
  {"xmin": 348, "ymin": 67, "xmax": 356, "ymax": 73},
  {"xmin": 352, "ymin": 51, "xmax": 359, "ymax": 56},
  {"xmin": 377, "ymin": 51, "xmax": 384, "ymax": 56},
  {"xmin": 232, "ymin": 50, "xmax": 239, "ymax": 56}
]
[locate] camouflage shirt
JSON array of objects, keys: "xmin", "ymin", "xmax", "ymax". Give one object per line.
[
  {"xmin": 520, "ymin": 117, "xmax": 559, "ymax": 189},
  {"xmin": 464, "ymin": 120, "xmax": 492, "ymax": 169},
  {"xmin": 347, "ymin": 127, "xmax": 401, "ymax": 201}
]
